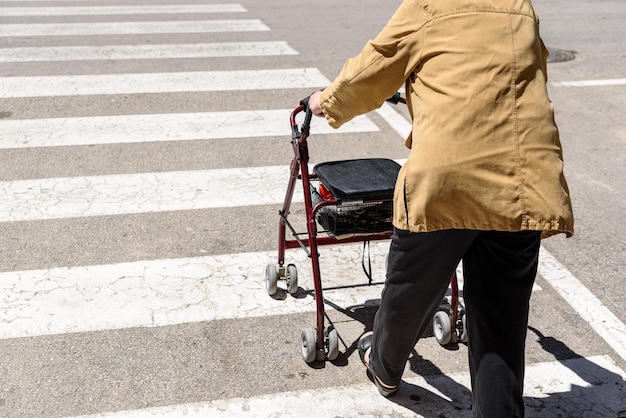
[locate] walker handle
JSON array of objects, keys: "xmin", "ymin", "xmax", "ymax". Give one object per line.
[
  {"xmin": 299, "ymin": 95, "xmax": 311, "ymax": 108},
  {"xmin": 298, "ymin": 95, "xmax": 314, "ymax": 137}
]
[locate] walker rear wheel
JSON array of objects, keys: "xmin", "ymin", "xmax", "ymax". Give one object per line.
[
  {"xmin": 433, "ymin": 310, "xmax": 452, "ymax": 346},
  {"xmin": 301, "ymin": 327, "xmax": 317, "ymax": 363},
  {"xmin": 459, "ymin": 313, "xmax": 468, "ymax": 343},
  {"xmin": 286, "ymin": 264, "xmax": 298, "ymax": 295},
  {"xmin": 325, "ymin": 326, "xmax": 339, "ymax": 361}
]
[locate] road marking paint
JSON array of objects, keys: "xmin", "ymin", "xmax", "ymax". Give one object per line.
[
  {"xmin": 3, "ymin": 157, "xmax": 407, "ymax": 222},
  {"xmin": 0, "ymin": 241, "xmax": 542, "ymax": 341},
  {"xmin": 0, "ymin": 244, "xmax": 390, "ymax": 339},
  {"xmin": 539, "ymin": 247, "xmax": 626, "ymax": 362},
  {"xmin": 0, "ymin": 166, "xmax": 297, "ymax": 221},
  {"xmin": 67, "ymin": 355, "xmax": 626, "ymax": 418},
  {"xmin": 0, "ymin": 4, "xmax": 246, "ymax": 16},
  {"xmin": 0, "ymin": 108, "xmax": 373, "ymax": 149},
  {"xmin": 0, "ymin": 68, "xmax": 328, "ymax": 98},
  {"xmin": 551, "ymin": 78, "xmax": 626, "ymax": 87},
  {"xmin": 0, "ymin": 156, "xmax": 406, "ymax": 222},
  {"xmin": 0, "ymin": 41, "xmax": 298, "ymax": 63},
  {"xmin": 0, "ymin": 19, "xmax": 270, "ymax": 37}
]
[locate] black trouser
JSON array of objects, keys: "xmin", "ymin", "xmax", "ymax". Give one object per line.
[{"xmin": 370, "ymin": 228, "xmax": 541, "ymax": 417}]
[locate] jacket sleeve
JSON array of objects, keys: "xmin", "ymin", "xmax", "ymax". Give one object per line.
[{"xmin": 319, "ymin": 0, "xmax": 427, "ymax": 128}]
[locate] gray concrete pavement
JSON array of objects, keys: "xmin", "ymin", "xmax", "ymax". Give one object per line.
[{"xmin": 0, "ymin": 0, "xmax": 624, "ymax": 416}]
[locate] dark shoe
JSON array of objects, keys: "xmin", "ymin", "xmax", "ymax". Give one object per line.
[
  {"xmin": 358, "ymin": 331, "xmax": 373, "ymax": 366},
  {"xmin": 357, "ymin": 332, "xmax": 399, "ymax": 398}
]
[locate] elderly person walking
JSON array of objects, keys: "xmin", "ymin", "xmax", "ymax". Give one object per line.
[{"xmin": 307, "ymin": 0, "xmax": 574, "ymax": 416}]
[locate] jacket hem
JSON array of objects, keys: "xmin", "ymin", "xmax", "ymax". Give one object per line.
[{"xmin": 392, "ymin": 219, "xmax": 574, "ymax": 239}]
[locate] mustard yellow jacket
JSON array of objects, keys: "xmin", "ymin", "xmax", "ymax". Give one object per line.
[{"xmin": 319, "ymin": 0, "xmax": 574, "ymax": 238}]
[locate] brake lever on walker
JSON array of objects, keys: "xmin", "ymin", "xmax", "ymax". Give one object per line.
[{"xmin": 386, "ymin": 92, "xmax": 403, "ymax": 104}]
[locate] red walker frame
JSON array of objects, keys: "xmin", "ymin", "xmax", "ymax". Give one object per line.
[{"xmin": 265, "ymin": 96, "xmax": 466, "ymax": 363}]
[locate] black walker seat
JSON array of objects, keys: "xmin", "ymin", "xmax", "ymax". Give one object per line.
[{"xmin": 313, "ymin": 158, "xmax": 400, "ymax": 201}]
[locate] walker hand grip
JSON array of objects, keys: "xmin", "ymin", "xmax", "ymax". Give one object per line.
[
  {"xmin": 297, "ymin": 95, "xmax": 313, "ymax": 137},
  {"xmin": 300, "ymin": 95, "xmax": 310, "ymax": 108}
]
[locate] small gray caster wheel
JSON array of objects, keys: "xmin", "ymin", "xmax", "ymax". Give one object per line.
[
  {"xmin": 265, "ymin": 264, "xmax": 279, "ymax": 296},
  {"xmin": 433, "ymin": 310, "xmax": 452, "ymax": 346},
  {"xmin": 286, "ymin": 264, "xmax": 298, "ymax": 295},
  {"xmin": 301, "ymin": 327, "xmax": 317, "ymax": 363},
  {"xmin": 459, "ymin": 313, "xmax": 468, "ymax": 343},
  {"xmin": 325, "ymin": 326, "xmax": 339, "ymax": 361}
]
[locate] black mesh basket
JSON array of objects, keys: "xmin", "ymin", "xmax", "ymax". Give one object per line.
[{"xmin": 311, "ymin": 185, "xmax": 394, "ymax": 238}]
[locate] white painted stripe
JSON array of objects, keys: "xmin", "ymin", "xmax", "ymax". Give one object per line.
[
  {"xmin": 551, "ymin": 78, "xmax": 626, "ymax": 87},
  {"xmin": 0, "ymin": 156, "xmax": 407, "ymax": 222},
  {"xmin": 0, "ymin": 41, "xmax": 298, "ymax": 63},
  {"xmin": 0, "ymin": 68, "xmax": 328, "ymax": 98},
  {"xmin": 0, "ymin": 242, "xmax": 539, "ymax": 341},
  {"xmin": 539, "ymin": 247, "xmax": 626, "ymax": 362},
  {"xmin": 0, "ymin": 244, "xmax": 390, "ymax": 339},
  {"xmin": 3, "ymin": 156, "xmax": 405, "ymax": 222},
  {"xmin": 0, "ymin": 109, "xmax": 375, "ymax": 149},
  {"xmin": 0, "ymin": 19, "xmax": 270, "ymax": 37},
  {"xmin": 0, "ymin": 4, "xmax": 246, "ymax": 16},
  {"xmin": 0, "ymin": 166, "xmax": 295, "ymax": 222},
  {"xmin": 67, "ymin": 355, "xmax": 626, "ymax": 418}
]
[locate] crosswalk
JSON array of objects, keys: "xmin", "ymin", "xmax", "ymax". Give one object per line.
[
  {"xmin": 0, "ymin": 20, "xmax": 271, "ymax": 37},
  {"xmin": 0, "ymin": 42, "xmax": 298, "ymax": 62},
  {"xmin": 0, "ymin": 68, "xmax": 329, "ymax": 97},
  {"xmin": 1, "ymin": 1, "xmax": 625, "ymax": 417},
  {"xmin": 0, "ymin": 110, "xmax": 375, "ymax": 148}
]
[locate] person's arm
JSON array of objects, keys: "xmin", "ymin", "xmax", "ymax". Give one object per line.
[{"xmin": 317, "ymin": 0, "xmax": 427, "ymax": 127}]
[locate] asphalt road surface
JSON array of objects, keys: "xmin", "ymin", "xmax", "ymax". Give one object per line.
[{"xmin": 0, "ymin": 0, "xmax": 624, "ymax": 417}]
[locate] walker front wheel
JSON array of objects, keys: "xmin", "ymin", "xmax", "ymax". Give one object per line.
[{"xmin": 265, "ymin": 264, "xmax": 279, "ymax": 296}]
